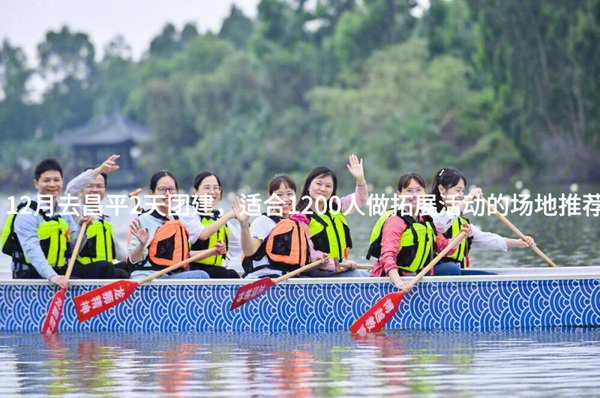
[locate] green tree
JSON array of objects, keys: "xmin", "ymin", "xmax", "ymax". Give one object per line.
[
  {"xmin": 332, "ymin": 0, "xmax": 415, "ymax": 83},
  {"xmin": 94, "ymin": 36, "xmax": 138, "ymax": 114},
  {"xmin": 149, "ymin": 23, "xmax": 178, "ymax": 57},
  {"xmin": 219, "ymin": 5, "xmax": 255, "ymax": 49},
  {"xmin": 307, "ymin": 39, "xmax": 519, "ymax": 186},
  {"xmin": 468, "ymin": 0, "xmax": 600, "ymax": 180},
  {"xmin": 0, "ymin": 40, "xmax": 36, "ymax": 141},
  {"xmin": 36, "ymin": 27, "xmax": 97, "ymax": 134}
]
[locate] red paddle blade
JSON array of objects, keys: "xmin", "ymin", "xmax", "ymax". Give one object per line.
[
  {"xmin": 230, "ymin": 278, "xmax": 274, "ymax": 310},
  {"xmin": 350, "ymin": 292, "xmax": 405, "ymax": 335},
  {"xmin": 73, "ymin": 280, "xmax": 139, "ymax": 322},
  {"xmin": 41, "ymin": 288, "xmax": 66, "ymax": 335}
]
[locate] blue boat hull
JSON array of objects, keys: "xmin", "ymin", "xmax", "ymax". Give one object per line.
[{"xmin": 1, "ymin": 268, "xmax": 599, "ymax": 333}]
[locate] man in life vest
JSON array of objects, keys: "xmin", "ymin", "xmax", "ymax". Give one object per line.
[
  {"xmin": 63, "ymin": 154, "xmax": 129, "ymax": 278},
  {"xmin": 1, "ymin": 159, "xmax": 77, "ymax": 288}
]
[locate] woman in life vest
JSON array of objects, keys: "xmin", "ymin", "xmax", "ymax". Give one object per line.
[
  {"xmin": 128, "ymin": 171, "xmax": 223, "ymax": 280},
  {"xmin": 369, "ymin": 172, "xmax": 470, "ymax": 292},
  {"xmin": 429, "ymin": 167, "xmax": 536, "ymax": 275},
  {"xmin": 188, "ymin": 171, "xmax": 240, "ymax": 278},
  {"xmin": 64, "ymin": 154, "xmax": 130, "ymax": 279},
  {"xmin": 296, "ymin": 154, "xmax": 369, "ymax": 277},
  {"xmin": 233, "ymin": 175, "xmax": 327, "ymax": 279}
]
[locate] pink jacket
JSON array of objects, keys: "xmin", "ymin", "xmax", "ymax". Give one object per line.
[{"xmin": 370, "ymin": 215, "xmax": 455, "ymax": 277}]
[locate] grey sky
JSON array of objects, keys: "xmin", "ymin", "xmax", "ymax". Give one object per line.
[{"xmin": 0, "ymin": 0, "xmax": 259, "ymax": 63}]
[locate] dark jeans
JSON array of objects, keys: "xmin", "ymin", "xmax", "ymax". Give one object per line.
[
  {"xmin": 65, "ymin": 261, "xmax": 130, "ymax": 279},
  {"xmin": 13, "ymin": 260, "xmax": 129, "ymax": 279},
  {"xmin": 432, "ymin": 261, "xmax": 496, "ymax": 276},
  {"xmin": 189, "ymin": 263, "xmax": 240, "ymax": 279}
]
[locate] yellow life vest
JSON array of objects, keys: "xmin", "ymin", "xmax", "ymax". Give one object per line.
[
  {"xmin": 442, "ymin": 215, "xmax": 472, "ymax": 266},
  {"xmin": 77, "ymin": 217, "xmax": 116, "ymax": 264},
  {"xmin": 1, "ymin": 201, "xmax": 70, "ymax": 268},
  {"xmin": 307, "ymin": 212, "xmax": 352, "ymax": 260},
  {"xmin": 367, "ymin": 210, "xmax": 437, "ymax": 273},
  {"xmin": 190, "ymin": 212, "xmax": 229, "ymax": 266}
]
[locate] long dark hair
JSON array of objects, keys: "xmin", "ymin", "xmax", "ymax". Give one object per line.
[
  {"xmin": 296, "ymin": 166, "xmax": 338, "ymax": 212},
  {"xmin": 430, "ymin": 167, "xmax": 467, "ymax": 212},
  {"xmin": 149, "ymin": 170, "xmax": 178, "ymax": 193}
]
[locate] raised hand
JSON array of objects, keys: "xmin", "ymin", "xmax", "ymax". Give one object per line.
[
  {"xmin": 95, "ymin": 154, "xmax": 120, "ymax": 176},
  {"xmin": 346, "ymin": 154, "xmax": 365, "ymax": 186},
  {"xmin": 129, "ymin": 219, "xmax": 149, "ymax": 246},
  {"xmin": 232, "ymin": 197, "xmax": 250, "ymax": 227}
]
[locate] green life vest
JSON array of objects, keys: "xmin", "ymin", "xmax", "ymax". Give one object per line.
[
  {"xmin": 307, "ymin": 212, "xmax": 352, "ymax": 260},
  {"xmin": 77, "ymin": 217, "xmax": 116, "ymax": 264},
  {"xmin": 1, "ymin": 201, "xmax": 70, "ymax": 269},
  {"xmin": 366, "ymin": 209, "xmax": 437, "ymax": 273},
  {"xmin": 190, "ymin": 211, "xmax": 229, "ymax": 266},
  {"xmin": 442, "ymin": 215, "xmax": 473, "ymax": 266}
]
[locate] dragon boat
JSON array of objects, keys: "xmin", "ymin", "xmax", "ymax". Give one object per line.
[{"xmin": 1, "ymin": 266, "xmax": 599, "ymax": 333}]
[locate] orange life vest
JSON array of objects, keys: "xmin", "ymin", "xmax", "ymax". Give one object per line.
[
  {"xmin": 242, "ymin": 215, "xmax": 310, "ymax": 275},
  {"xmin": 148, "ymin": 212, "xmax": 189, "ymax": 268}
]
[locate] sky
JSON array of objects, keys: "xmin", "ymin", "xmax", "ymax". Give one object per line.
[{"xmin": 0, "ymin": 0, "xmax": 260, "ymax": 64}]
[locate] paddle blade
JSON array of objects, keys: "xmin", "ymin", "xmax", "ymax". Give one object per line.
[
  {"xmin": 41, "ymin": 288, "xmax": 66, "ymax": 335},
  {"xmin": 350, "ymin": 292, "xmax": 405, "ymax": 335},
  {"xmin": 230, "ymin": 278, "xmax": 274, "ymax": 310},
  {"xmin": 73, "ymin": 280, "xmax": 139, "ymax": 322}
]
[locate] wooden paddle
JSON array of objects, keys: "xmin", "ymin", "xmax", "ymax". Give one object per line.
[
  {"xmin": 350, "ymin": 231, "xmax": 467, "ymax": 335},
  {"xmin": 128, "ymin": 188, "xmax": 143, "ymax": 215},
  {"xmin": 41, "ymin": 222, "xmax": 88, "ymax": 334},
  {"xmin": 128, "ymin": 188, "xmax": 143, "ymax": 197},
  {"xmin": 73, "ymin": 250, "xmax": 216, "ymax": 322},
  {"xmin": 230, "ymin": 259, "xmax": 325, "ymax": 310},
  {"xmin": 484, "ymin": 198, "xmax": 558, "ymax": 267}
]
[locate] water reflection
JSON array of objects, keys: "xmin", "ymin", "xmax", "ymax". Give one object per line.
[{"xmin": 1, "ymin": 328, "xmax": 599, "ymax": 397}]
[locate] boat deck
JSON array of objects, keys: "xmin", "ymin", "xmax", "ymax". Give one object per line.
[{"xmin": 1, "ymin": 267, "xmax": 599, "ymax": 333}]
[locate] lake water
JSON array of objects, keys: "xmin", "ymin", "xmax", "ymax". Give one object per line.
[
  {"xmin": 1, "ymin": 328, "xmax": 599, "ymax": 397},
  {"xmin": 1, "ymin": 185, "xmax": 600, "ymax": 396}
]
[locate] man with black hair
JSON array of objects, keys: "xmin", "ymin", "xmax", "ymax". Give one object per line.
[
  {"xmin": 3, "ymin": 158, "xmax": 76, "ymax": 287},
  {"xmin": 2, "ymin": 157, "xmax": 127, "ymax": 286}
]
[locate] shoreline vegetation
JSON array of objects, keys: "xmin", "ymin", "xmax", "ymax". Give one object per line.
[{"xmin": 1, "ymin": 0, "xmax": 599, "ymax": 191}]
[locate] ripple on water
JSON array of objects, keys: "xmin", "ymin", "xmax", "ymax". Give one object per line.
[{"xmin": 1, "ymin": 327, "xmax": 600, "ymax": 396}]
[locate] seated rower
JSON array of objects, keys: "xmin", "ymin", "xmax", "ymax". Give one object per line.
[
  {"xmin": 187, "ymin": 171, "xmax": 240, "ymax": 279},
  {"xmin": 64, "ymin": 154, "xmax": 130, "ymax": 279},
  {"xmin": 128, "ymin": 171, "xmax": 221, "ymax": 280},
  {"xmin": 2, "ymin": 159, "xmax": 120, "ymax": 287},
  {"xmin": 368, "ymin": 172, "xmax": 470, "ymax": 292},
  {"xmin": 233, "ymin": 175, "xmax": 327, "ymax": 279},
  {"xmin": 429, "ymin": 167, "xmax": 536, "ymax": 275},
  {"xmin": 296, "ymin": 154, "xmax": 369, "ymax": 277}
]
